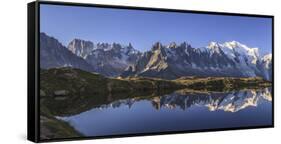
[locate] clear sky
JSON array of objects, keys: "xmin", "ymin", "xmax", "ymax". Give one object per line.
[{"xmin": 40, "ymin": 4, "xmax": 272, "ymax": 54}]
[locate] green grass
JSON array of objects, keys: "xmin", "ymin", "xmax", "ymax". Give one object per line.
[{"xmin": 174, "ymin": 76, "xmax": 271, "ymax": 91}]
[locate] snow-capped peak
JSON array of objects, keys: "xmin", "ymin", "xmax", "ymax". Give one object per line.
[
  {"xmin": 167, "ymin": 42, "xmax": 177, "ymax": 49},
  {"xmin": 261, "ymin": 53, "xmax": 272, "ymax": 70},
  {"xmin": 223, "ymin": 41, "xmax": 243, "ymax": 49},
  {"xmin": 224, "ymin": 41, "xmax": 259, "ymax": 62},
  {"xmin": 206, "ymin": 41, "xmax": 260, "ymax": 64},
  {"xmin": 122, "ymin": 43, "xmax": 140, "ymax": 55},
  {"xmin": 207, "ymin": 41, "xmax": 221, "ymax": 49},
  {"xmin": 262, "ymin": 53, "xmax": 272, "ymax": 61},
  {"xmin": 207, "ymin": 41, "xmax": 223, "ymax": 54},
  {"xmin": 222, "ymin": 41, "xmax": 259, "ymax": 56}
]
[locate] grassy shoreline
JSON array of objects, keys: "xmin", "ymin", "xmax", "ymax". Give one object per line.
[{"xmin": 40, "ymin": 67, "xmax": 271, "ymax": 96}]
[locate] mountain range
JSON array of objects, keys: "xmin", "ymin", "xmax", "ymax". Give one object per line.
[
  {"xmin": 68, "ymin": 39, "xmax": 141, "ymax": 76},
  {"xmin": 40, "ymin": 33, "xmax": 272, "ymax": 80}
]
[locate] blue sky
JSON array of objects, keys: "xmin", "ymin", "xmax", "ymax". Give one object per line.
[{"xmin": 40, "ymin": 4, "xmax": 272, "ymax": 54}]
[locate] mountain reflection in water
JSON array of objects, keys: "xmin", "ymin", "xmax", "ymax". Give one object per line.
[
  {"xmin": 60, "ymin": 87, "xmax": 272, "ymax": 136},
  {"xmin": 94, "ymin": 88, "xmax": 272, "ymax": 112}
]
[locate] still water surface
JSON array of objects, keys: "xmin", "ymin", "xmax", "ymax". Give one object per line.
[{"xmin": 60, "ymin": 88, "xmax": 272, "ymax": 136}]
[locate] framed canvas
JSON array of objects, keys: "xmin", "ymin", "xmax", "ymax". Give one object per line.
[{"xmin": 28, "ymin": 1, "xmax": 274, "ymax": 142}]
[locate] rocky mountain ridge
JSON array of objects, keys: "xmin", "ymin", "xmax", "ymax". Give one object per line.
[{"xmin": 40, "ymin": 33, "xmax": 272, "ymax": 80}]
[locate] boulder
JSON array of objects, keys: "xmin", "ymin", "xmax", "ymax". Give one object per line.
[
  {"xmin": 54, "ymin": 90, "xmax": 69, "ymax": 96},
  {"xmin": 40, "ymin": 89, "xmax": 47, "ymax": 97}
]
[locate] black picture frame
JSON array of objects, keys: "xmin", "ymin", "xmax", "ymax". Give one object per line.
[{"xmin": 28, "ymin": 1, "xmax": 274, "ymax": 143}]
